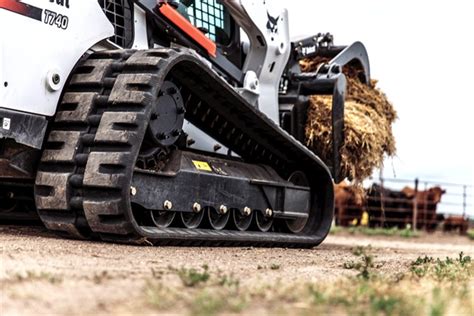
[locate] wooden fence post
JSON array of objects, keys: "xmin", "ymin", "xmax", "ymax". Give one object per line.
[
  {"xmin": 412, "ymin": 178, "xmax": 419, "ymax": 232},
  {"xmin": 380, "ymin": 177, "xmax": 385, "ymax": 227},
  {"xmin": 462, "ymin": 185, "xmax": 466, "ymax": 218}
]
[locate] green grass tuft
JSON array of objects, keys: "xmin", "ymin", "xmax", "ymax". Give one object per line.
[
  {"xmin": 410, "ymin": 252, "xmax": 472, "ymax": 282},
  {"xmin": 143, "ymin": 251, "xmax": 472, "ymax": 315},
  {"xmin": 176, "ymin": 265, "xmax": 210, "ymax": 287},
  {"xmin": 270, "ymin": 263, "xmax": 281, "ymax": 270},
  {"xmin": 14, "ymin": 271, "xmax": 62, "ymax": 284},
  {"xmin": 343, "ymin": 246, "xmax": 379, "ymax": 280}
]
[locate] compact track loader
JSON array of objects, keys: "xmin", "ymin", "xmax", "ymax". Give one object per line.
[{"xmin": 0, "ymin": 0, "xmax": 371, "ymax": 247}]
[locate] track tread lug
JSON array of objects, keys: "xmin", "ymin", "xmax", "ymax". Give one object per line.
[
  {"xmin": 95, "ymin": 112, "xmax": 143, "ymax": 144},
  {"xmin": 83, "ymin": 198, "xmax": 124, "ymax": 216},
  {"xmin": 109, "ymin": 74, "xmax": 158, "ymax": 105},
  {"xmin": 42, "ymin": 131, "xmax": 81, "ymax": 163},
  {"xmin": 55, "ymin": 93, "xmax": 97, "ymax": 123},
  {"xmin": 41, "ymin": 218, "xmax": 84, "ymax": 239},
  {"xmin": 84, "ymin": 152, "xmax": 129, "ymax": 188},
  {"xmin": 35, "ymin": 172, "xmax": 72, "ymax": 210},
  {"xmin": 70, "ymin": 59, "xmax": 115, "ymax": 85}
]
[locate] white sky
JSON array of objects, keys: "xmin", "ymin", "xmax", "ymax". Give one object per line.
[{"xmin": 284, "ymin": 0, "xmax": 474, "ymax": 215}]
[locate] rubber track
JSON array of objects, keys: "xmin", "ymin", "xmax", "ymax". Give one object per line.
[{"xmin": 34, "ymin": 49, "xmax": 334, "ymax": 247}]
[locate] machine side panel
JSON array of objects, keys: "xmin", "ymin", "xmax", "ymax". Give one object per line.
[{"xmin": 0, "ymin": 0, "xmax": 114, "ymax": 117}]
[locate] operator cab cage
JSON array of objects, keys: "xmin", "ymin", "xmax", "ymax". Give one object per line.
[
  {"xmin": 138, "ymin": 0, "xmax": 244, "ymax": 83},
  {"xmin": 98, "ymin": 0, "xmax": 134, "ymax": 48},
  {"xmin": 177, "ymin": 0, "xmax": 233, "ymax": 46},
  {"xmin": 100, "ymin": 0, "xmax": 243, "ymax": 72}
]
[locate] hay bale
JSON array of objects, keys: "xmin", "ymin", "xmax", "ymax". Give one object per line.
[{"xmin": 301, "ymin": 58, "xmax": 397, "ymax": 181}]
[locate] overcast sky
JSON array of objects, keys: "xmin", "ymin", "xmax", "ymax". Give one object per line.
[{"xmin": 283, "ymin": 0, "xmax": 473, "ymax": 214}]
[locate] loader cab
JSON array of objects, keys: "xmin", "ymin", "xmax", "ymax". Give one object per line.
[
  {"xmin": 176, "ymin": 0, "xmax": 242, "ymax": 67},
  {"xmin": 178, "ymin": 0, "xmax": 232, "ymax": 46}
]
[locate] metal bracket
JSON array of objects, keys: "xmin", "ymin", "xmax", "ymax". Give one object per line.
[
  {"xmin": 297, "ymin": 73, "xmax": 346, "ymax": 183},
  {"xmin": 0, "ymin": 108, "xmax": 48, "ymax": 149}
]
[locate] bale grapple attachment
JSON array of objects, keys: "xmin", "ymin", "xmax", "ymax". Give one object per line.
[{"xmin": 282, "ymin": 34, "xmax": 371, "ymax": 183}]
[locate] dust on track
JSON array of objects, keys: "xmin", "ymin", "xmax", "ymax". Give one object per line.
[{"xmin": 1, "ymin": 225, "xmax": 472, "ymax": 315}]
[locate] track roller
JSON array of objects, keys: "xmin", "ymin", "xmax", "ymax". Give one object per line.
[
  {"xmin": 208, "ymin": 206, "xmax": 231, "ymax": 230},
  {"xmin": 233, "ymin": 208, "xmax": 253, "ymax": 231},
  {"xmin": 181, "ymin": 209, "xmax": 205, "ymax": 229},
  {"xmin": 256, "ymin": 209, "xmax": 274, "ymax": 232},
  {"xmin": 151, "ymin": 210, "xmax": 176, "ymax": 228}
]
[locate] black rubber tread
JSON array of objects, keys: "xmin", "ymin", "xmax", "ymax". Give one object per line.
[
  {"xmin": 35, "ymin": 53, "xmax": 134, "ymax": 239},
  {"xmin": 34, "ymin": 48, "xmax": 334, "ymax": 248}
]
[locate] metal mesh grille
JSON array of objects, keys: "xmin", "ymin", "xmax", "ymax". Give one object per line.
[
  {"xmin": 98, "ymin": 0, "xmax": 133, "ymax": 48},
  {"xmin": 186, "ymin": 0, "xmax": 224, "ymax": 42}
]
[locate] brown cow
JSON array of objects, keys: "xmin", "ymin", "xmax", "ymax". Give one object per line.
[
  {"xmin": 334, "ymin": 182, "xmax": 366, "ymax": 227},
  {"xmin": 367, "ymin": 184, "xmax": 413, "ymax": 228},
  {"xmin": 402, "ymin": 186, "xmax": 446, "ymax": 231},
  {"xmin": 443, "ymin": 215, "xmax": 469, "ymax": 235},
  {"xmin": 366, "ymin": 184, "xmax": 446, "ymax": 230}
]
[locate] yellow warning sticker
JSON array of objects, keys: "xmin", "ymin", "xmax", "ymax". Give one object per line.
[{"xmin": 192, "ymin": 160, "xmax": 212, "ymax": 172}]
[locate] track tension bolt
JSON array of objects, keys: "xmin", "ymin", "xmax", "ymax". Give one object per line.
[
  {"xmin": 243, "ymin": 207, "xmax": 252, "ymax": 216},
  {"xmin": 193, "ymin": 202, "xmax": 202, "ymax": 213},
  {"xmin": 265, "ymin": 208, "xmax": 273, "ymax": 217},
  {"xmin": 219, "ymin": 205, "xmax": 228, "ymax": 215},
  {"xmin": 163, "ymin": 200, "xmax": 173, "ymax": 210}
]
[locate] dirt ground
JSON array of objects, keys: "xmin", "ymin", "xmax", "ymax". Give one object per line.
[{"xmin": 1, "ymin": 225, "xmax": 473, "ymax": 315}]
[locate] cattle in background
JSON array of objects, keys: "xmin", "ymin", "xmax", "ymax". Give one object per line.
[
  {"xmin": 402, "ymin": 186, "xmax": 446, "ymax": 231},
  {"xmin": 367, "ymin": 184, "xmax": 446, "ymax": 230},
  {"xmin": 443, "ymin": 215, "xmax": 469, "ymax": 235},
  {"xmin": 334, "ymin": 182, "xmax": 366, "ymax": 226},
  {"xmin": 367, "ymin": 184, "xmax": 412, "ymax": 228}
]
